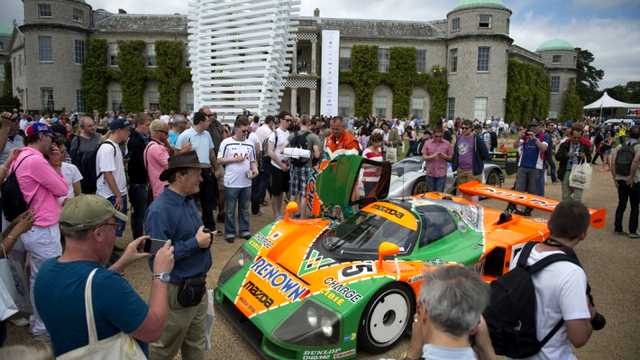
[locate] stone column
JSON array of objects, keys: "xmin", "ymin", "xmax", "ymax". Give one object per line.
[
  {"xmin": 291, "ymin": 88, "xmax": 298, "ymax": 116},
  {"xmin": 292, "ymin": 40, "xmax": 298, "ymax": 74},
  {"xmin": 309, "ymin": 88, "xmax": 317, "ymax": 116},
  {"xmin": 311, "ymin": 39, "xmax": 317, "ymax": 75}
]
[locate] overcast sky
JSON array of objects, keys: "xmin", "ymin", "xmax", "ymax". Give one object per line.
[{"xmin": 2, "ymin": 0, "xmax": 639, "ymax": 89}]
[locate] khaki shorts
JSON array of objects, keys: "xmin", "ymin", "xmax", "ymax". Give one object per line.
[{"xmin": 456, "ymin": 169, "xmax": 481, "ymax": 186}]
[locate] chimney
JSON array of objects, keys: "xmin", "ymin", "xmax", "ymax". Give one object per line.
[
  {"xmin": 313, "ymin": 8, "xmax": 320, "ymax": 17},
  {"xmin": 118, "ymin": 9, "xmax": 127, "ymax": 14}
]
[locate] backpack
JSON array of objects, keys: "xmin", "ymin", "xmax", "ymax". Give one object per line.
[
  {"xmin": 485, "ymin": 241, "xmax": 581, "ymax": 358},
  {"xmin": 490, "ymin": 131, "xmax": 498, "ymax": 150},
  {"xmin": 289, "ymin": 131, "xmax": 312, "ymax": 167},
  {"xmin": 76, "ymin": 141, "xmax": 117, "ymax": 194},
  {"xmin": 1, "ymin": 155, "xmax": 35, "ymax": 222},
  {"xmin": 615, "ymin": 141, "xmax": 637, "ymax": 177}
]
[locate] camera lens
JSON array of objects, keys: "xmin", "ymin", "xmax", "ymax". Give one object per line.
[{"xmin": 591, "ymin": 312, "xmax": 606, "ymax": 331}]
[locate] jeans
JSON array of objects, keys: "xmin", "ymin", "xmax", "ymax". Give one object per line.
[
  {"xmin": 547, "ymin": 158, "xmax": 558, "ymax": 182},
  {"xmin": 107, "ymin": 194, "xmax": 129, "ymax": 237},
  {"xmin": 224, "ymin": 186, "xmax": 251, "ymax": 238},
  {"xmin": 516, "ymin": 167, "xmax": 543, "ymax": 196},
  {"xmin": 199, "ymin": 170, "xmax": 217, "ymax": 230},
  {"xmin": 561, "ymin": 175, "xmax": 583, "ymax": 202},
  {"xmin": 426, "ymin": 176, "xmax": 446, "ymax": 192},
  {"xmin": 128, "ymin": 183, "xmax": 149, "ymax": 239},
  {"xmin": 251, "ymin": 158, "xmax": 271, "ymax": 214},
  {"xmin": 615, "ymin": 180, "xmax": 640, "ymax": 233}
]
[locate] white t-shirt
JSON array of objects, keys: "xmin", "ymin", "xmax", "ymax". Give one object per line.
[
  {"xmin": 268, "ymin": 127, "xmax": 289, "ymax": 170},
  {"xmin": 217, "ymin": 137, "xmax": 256, "ymax": 188},
  {"xmin": 58, "ymin": 162, "xmax": 83, "ymax": 205},
  {"xmin": 96, "ymin": 140, "xmax": 128, "ymax": 198},
  {"xmin": 247, "ymin": 132, "xmax": 260, "ymax": 153},
  {"xmin": 512, "ymin": 247, "xmax": 590, "ymax": 360}
]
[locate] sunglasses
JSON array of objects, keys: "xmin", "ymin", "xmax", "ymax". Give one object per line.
[{"xmin": 461, "ymin": 127, "xmax": 470, "ymax": 130}]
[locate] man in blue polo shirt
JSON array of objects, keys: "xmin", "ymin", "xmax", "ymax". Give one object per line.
[
  {"xmin": 34, "ymin": 195, "xmax": 174, "ymax": 357},
  {"xmin": 512, "ymin": 120, "xmax": 549, "ymax": 215}
]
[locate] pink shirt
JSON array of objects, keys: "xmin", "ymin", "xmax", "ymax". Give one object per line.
[
  {"xmin": 423, "ymin": 138, "xmax": 452, "ymax": 178},
  {"xmin": 12, "ymin": 147, "xmax": 68, "ymax": 227},
  {"xmin": 144, "ymin": 140, "xmax": 170, "ymax": 198}
]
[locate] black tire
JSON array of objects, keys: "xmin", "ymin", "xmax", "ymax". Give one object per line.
[
  {"xmin": 411, "ymin": 177, "xmax": 428, "ymax": 195},
  {"xmin": 485, "ymin": 169, "xmax": 504, "ymax": 187},
  {"xmin": 358, "ymin": 283, "xmax": 415, "ymax": 354}
]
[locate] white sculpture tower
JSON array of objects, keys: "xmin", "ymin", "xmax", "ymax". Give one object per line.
[{"xmin": 188, "ymin": 0, "xmax": 299, "ymax": 120}]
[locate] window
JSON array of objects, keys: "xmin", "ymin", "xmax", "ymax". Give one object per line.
[
  {"xmin": 39, "ymin": 36, "xmax": 53, "ymax": 62},
  {"xmin": 378, "ymin": 48, "xmax": 389, "ymax": 73},
  {"xmin": 74, "ymin": 40, "xmax": 85, "ymax": 64},
  {"xmin": 0, "ymin": 65, "xmax": 4, "ymax": 82},
  {"xmin": 148, "ymin": 90, "xmax": 160, "ymax": 111},
  {"xmin": 76, "ymin": 89, "xmax": 86, "ymax": 112},
  {"xmin": 374, "ymin": 96, "xmax": 387, "ymax": 118},
  {"xmin": 41, "ymin": 87, "xmax": 54, "ymax": 111},
  {"xmin": 146, "ymin": 43, "xmax": 157, "ymax": 67},
  {"xmin": 451, "ymin": 17, "xmax": 460, "ymax": 33},
  {"xmin": 416, "ymin": 49, "xmax": 427, "ymax": 73},
  {"xmin": 417, "ymin": 205, "xmax": 457, "ymax": 246},
  {"xmin": 108, "ymin": 43, "xmax": 118, "ymax": 66},
  {"xmin": 185, "ymin": 48, "xmax": 191, "ymax": 68},
  {"xmin": 449, "ymin": 48, "xmax": 458, "ymax": 73},
  {"xmin": 38, "ymin": 3, "xmax": 52, "ymax": 17},
  {"xmin": 550, "ymin": 76, "xmax": 560, "ymax": 93},
  {"xmin": 479, "ymin": 14, "xmax": 492, "ymax": 28},
  {"xmin": 552, "ymin": 55, "xmax": 562, "ymax": 64},
  {"xmin": 447, "ymin": 97, "xmax": 455, "ymax": 120},
  {"xmin": 339, "ymin": 47, "xmax": 351, "ymax": 71},
  {"xmin": 477, "ymin": 46, "xmax": 490, "ymax": 72},
  {"xmin": 507, "ymin": 18, "xmax": 510, "ymax": 33},
  {"xmin": 338, "ymin": 95, "xmax": 352, "ymax": 117},
  {"xmin": 473, "ymin": 97, "xmax": 488, "ymax": 122},
  {"xmin": 0, "ymin": 41, "xmax": 4, "ymax": 50},
  {"xmin": 72, "ymin": 8, "xmax": 83, "ymax": 23},
  {"xmin": 110, "ymin": 89, "xmax": 122, "ymax": 112},
  {"xmin": 411, "ymin": 97, "xmax": 424, "ymax": 119}
]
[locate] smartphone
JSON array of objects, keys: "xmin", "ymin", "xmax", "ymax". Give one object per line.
[{"xmin": 143, "ymin": 238, "xmax": 167, "ymax": 255}]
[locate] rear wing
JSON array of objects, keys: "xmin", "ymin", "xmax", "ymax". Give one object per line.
[{"xmin": 458, "ymin": 181, "xmax": 606, "ymax": 229}]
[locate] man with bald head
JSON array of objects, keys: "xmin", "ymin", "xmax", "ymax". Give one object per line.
[
  {"xmin": 145, "ymin": 120, "xmax": 172, "ymax": 199},
  {"xmin": 70, "ymin": 116, "xmax": 102, "ymax": 193}
]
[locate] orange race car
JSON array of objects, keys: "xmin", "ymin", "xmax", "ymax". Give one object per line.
[{"xmin": 215, "ymin": 158, "xmax": 605, "ymax": 360}]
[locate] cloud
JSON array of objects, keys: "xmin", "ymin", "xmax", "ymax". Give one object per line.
[
  {"xmin": 572, "ymin": 0, "xmax": 640, "ymax": 9},
  {"xmin": 511, "ymin": 14, "xmax": 640, "ymax": 88}
]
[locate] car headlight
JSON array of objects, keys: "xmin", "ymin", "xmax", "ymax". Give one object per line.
[
  {"xmin": 218, "ymin": 246, "xmax": 252, "ymax": 285},
  {"xmin": 273, "ymin": 300, "xmax": 340, "ymax": 346}
]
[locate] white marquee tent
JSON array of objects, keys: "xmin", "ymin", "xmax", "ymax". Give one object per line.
[{"xmin": 584, "ymin": 92, "xmax": 640, "ymax": 110}]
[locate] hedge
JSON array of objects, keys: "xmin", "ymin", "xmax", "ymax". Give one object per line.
[
  {"xmin": 505, "ymin": 60, "xmax": 550, "ymax": 124},
  {"xmin": 560, "ymin": 78, "xmax": 583, "ymax": 122}
]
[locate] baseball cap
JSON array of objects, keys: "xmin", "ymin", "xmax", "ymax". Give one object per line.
[
  {"xmin": 59, "ymin": 195, "xmax": 128, "ymax": 232},
  {"xmin": 25, "ymin": 122, "xmax": 53, "ymax": 137},
  {"xmin": 109, "ymin": 117, "xmax": 131, "ymax": 131}
]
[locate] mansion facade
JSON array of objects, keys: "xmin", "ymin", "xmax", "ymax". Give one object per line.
[{"xmin": 4, "ymin": 0, "xmax": 578, "ymax": 122}]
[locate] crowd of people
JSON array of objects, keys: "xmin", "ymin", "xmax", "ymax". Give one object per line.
[{"xmin": 0, "ymin": 107, "xmax": 615, "ymax": 359}]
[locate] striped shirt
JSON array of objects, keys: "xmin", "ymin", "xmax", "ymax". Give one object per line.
[{"xmin": 362, "ymin": 147, "xmax": 383, "ymax": 182}]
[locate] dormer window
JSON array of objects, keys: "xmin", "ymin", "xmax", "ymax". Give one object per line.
[{"xmin": 479, "ymin": 14, "xmax": 492, "ymax": 29}]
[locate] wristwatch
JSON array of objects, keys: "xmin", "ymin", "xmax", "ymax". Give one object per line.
[{"xmin": 152, "ymin": 272, "xmax": 171, "ymax": 283}]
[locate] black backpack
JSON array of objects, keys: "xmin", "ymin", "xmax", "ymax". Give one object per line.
[
  {"xmin": 615, "ymin": 141, "xmax": 637, "ymax": 177},
  {"xmin": 289, "ymin": 131, "xmax": 312, "ymax": 167},
  {"xmin": 1, "ymin": 155, "xmax": 35, "ymax": 222},
  {"xmin": 75, "ymin": 141, "xmax": 117, "ymax": 194},
  {"xmin": 485, "ymin": 241, "xmax": 581, "ymax": 358},
  {"xmin": 490, "ymin": 131, "xmax": 498, "ymax": 150}
]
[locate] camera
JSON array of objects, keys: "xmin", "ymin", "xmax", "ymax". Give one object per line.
[{"xmin": 587, "ymin": 285, "xmax": 606, "ymax": 331}]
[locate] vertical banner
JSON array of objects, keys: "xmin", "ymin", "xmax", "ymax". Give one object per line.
[{"xmin": 320, "ymin": 30, "xmax": 340, "ymax": 117}]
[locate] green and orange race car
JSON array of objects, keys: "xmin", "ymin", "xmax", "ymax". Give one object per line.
[{"xmin": 214, "ymin": 158, "xmax": 605, "ymax": 360}]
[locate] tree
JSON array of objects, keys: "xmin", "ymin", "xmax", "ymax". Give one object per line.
[
  {"xmin": 576, "ymin": 49, "xmax": 604, "ymax": 105},
  {"xmin": 602, "ymin": 81, "xmax": 640, "ymax": 103},
  {"xmin": 560, "ymin": 79, "xmax": 583, "ymax": 122}
]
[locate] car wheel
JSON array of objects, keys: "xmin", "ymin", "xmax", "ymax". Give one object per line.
[
  {"xmin": 486, "ymin": 170, "xmax": 503, "ymax": 187},
  {"xmin": 412, "ymin": 177, "xmax": 428, "ymax": 195},
  {"xmin": 358, "ymin": 283, "xmax": 414, "ymax": 354}
]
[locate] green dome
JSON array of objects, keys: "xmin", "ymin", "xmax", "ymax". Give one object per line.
[
  {"xmin": 453, "ymin": 0, "xmax": 508, "ymax": 11},
  {"xmin": 536, "ymin": 39, "xmax": 574, "ymax": 52}
]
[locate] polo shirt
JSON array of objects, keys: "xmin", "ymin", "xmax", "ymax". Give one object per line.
[{"xmin": 176, "ymin": 127, "xmax": 214, "ymax": 165}]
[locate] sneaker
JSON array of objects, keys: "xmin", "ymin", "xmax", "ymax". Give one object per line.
[
  {"xmin": 629, "ymin": 233, "xmax": 640, "ymax": 239},
  {"xmin": 224, "ymin": 236, "xmax": 235, "ymax": 243},
  {"xmin": 241, "ymin": 233, "xmax": 252, "ymax": 240}
]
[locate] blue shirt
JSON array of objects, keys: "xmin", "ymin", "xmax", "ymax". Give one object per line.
[
  {"xmin": 168, "ymin": 130, "xmax": 178, "ymax": 148},
  {"xmin": 422, "ymin": 344, "xmax": 476, "ymax": 360},
  {"xmin": 33, "ymin": 259, "xmax": 148, "ymax": 357},
  {"xmin": 145, "ymin": 188, "xmax": 212, "ymax": 283},
  {"xmin": 175, "ymin": 127, "xmax": 214, "ymax": 165}
]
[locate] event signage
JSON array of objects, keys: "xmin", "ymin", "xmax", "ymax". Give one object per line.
[{"xmin": 320, "ymin": 30, "xmax": 340, "ymax": 116}]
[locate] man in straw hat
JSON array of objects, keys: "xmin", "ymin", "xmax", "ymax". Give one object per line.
[{"xmin": 144, "ymin": 150, "xmax": 215, "ymax": 359}]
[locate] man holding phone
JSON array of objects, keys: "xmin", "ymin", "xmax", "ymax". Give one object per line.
[
  {"xmin": 144, "ymin": 151, "xmax": 214, "ymax": 360},
  {"xmin": 422, "ymin": 127, "xmax": 453, "ymax": 192},
  {"xmin": 513, "ymin": 121, "xmax": 549, "ymax": 215}
]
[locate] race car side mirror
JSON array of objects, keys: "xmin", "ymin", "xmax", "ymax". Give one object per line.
[
  {"xmin": 284, "ymin": 201, "xmax": 299, "ymax": 222},
  {"xmin": 377, "ymin": 242, "xmax": 401, "ymax": 268}
]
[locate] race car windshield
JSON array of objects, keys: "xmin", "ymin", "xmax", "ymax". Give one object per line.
[{"xmin": 322, "ymin": 212, "xmax": 418, "ymax": 255}]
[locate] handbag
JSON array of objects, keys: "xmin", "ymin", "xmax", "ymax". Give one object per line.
[
  {"xmin": 177, "ymin": 276, "xmax": 206, "ymax": 308},
  {"xmin": 58, "ymin": 268, "xmax": 146, "ymax": 360},
  {"xmin": 569, "ymin": 161, "xmax": 592, "ymax": 190},
  {"xmin": 0, "ymin": 246, "xmax": 31, "ymax": 314}
]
